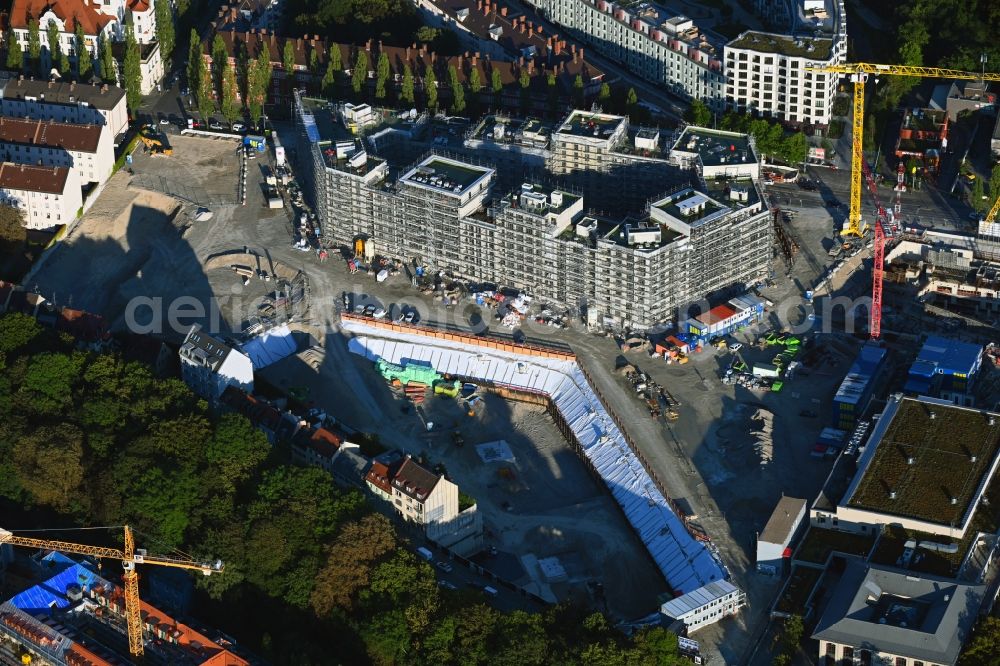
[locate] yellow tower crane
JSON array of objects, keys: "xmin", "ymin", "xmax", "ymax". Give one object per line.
[
  {"xmin": 806, "ymin": 63, "xmax": 1000, "ymax": 237},
  {"xmin": 0, "ymin": 525, "xmax": 223, "ymax": 658}
]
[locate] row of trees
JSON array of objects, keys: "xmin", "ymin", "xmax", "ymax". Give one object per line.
[
  {"xmin": 0, "ymin": 311, "xmax": 693, "ymax": 664},
  {"xmin": 187, "ymin": 31, "xmax": 273, "ymax": 125}
]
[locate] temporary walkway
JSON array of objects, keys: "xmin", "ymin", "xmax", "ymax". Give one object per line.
[{"xmin": 342, "ymin": 318, "xmax": 729, "ymax": 595}]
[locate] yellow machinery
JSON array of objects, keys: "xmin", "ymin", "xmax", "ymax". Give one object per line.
[
  {"xmin": 0, "ymin": 525, "xmax": 222, "ymax": 657},
  {"xmin": 806, "ymin": 63, "xmax": 1000, "ymax": 237},
  {"xmin": 139, "ymin": 126, "xmax": 173, "ymax": 155},
  {"xmin": 985, "ymin": 193, "xmax": 1000, "ymax": 227}
]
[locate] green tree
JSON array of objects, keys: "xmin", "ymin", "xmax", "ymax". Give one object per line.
[
  {"xmin": 74, "ymin": 23, "xmax": 90, "ymax": 80},
  {"xmin": 448, "ymin": 64, "xmax": 464, "ymax": 112},
  {"xmin": 46, "ymin": 20, "xmax": 61, "ymax": 73},
  {"xmin": 186, "ymin": 29, "xmax": 202, "ymax": 95},
  {"xmin": 13, "ymin": 423, "xmax": 86, "ymax": 512},
  {"xmin": 972, "ymin": 177, "xmax": 987, "ymax": 214},
  {"xmin": 400, "ymin": 63, "xmax": 414, "ymax": 104},
  {"xmin": 625, "ymin": 86, "xmax": 638, "ymax": 113},
  {"xmin": 415, "ymin": 26, "xmax": 439, "ymax": 44},
  {"xmin": 989, "ymin": 162, "xmax": 1000, "ymax": 211},
  {"xmin": 960, "ymin": 616, "xmax": 1000, "ymax": 665},
  {"xmin": 424, "ymin": 62, "xmax": 437, "ymax": 110},
  {"xmin": 282, "ymin": 39, "xmax": 296, "ymax": 86},
  {"xmin": 212, "ymin": 35, "xmax": 229, "ymax": 98},
  {"xmin": 598, "ymin": 82, "xmax": 610, "ymax": 103},
  {"xmin": 207, "ymin": 412, "xmax": 268, "ymax": 490},
  {"xmin": 519, "ymin": 66, "xmax": 531, "ymax": 112},
  {"xmin": 468, "ymin": 66, "xmax": 482, "ymax": 94},
  {"xmin": 123, "ymin": 28, "xmax": 142, "ymax": 111},
  {"xmin": 351, "ymin": 50, "xmax": 368, "ymax": 96},
  {"xmin": 20, "ymin": 352, "xmax": 79, "ymax": 413},
  {"xmin": 0, "ymin": 312, "xmax": 40, "ymax": 355},
  {"xmin": 686, "ymin": 98, "xmax": 712, "ymax": 126},
  {"xmin": 246, "ymin": 45, "xmax": 272, "ymax": 125},
  {"xmin": 6, "ymin": 27, "xmax": 22, "ymax": 71},
  {"xmin": 99, "ymin": 33, "xmax": 115, "ymax": 83},
  {"xmin": 197, "ymin": 57, "xmax": 213, "ymax": 122},
  {"xmin": 322, "ymin": 59, "xmax": 337, "ymax": 97},
  {"xmin": 310, "ymin": 513, "xmax": 396, "ymax": 614},
  {"xmin": 782, "ymin": 131, "xmax": 809, "ymax": 165},
  {"xmin": 154, "ymin": 0, "xmax": 174, "ymax": 64},
  {"xmin": 220, "ymin": 63, "xmax": 240, "ymax": 124},
  {"xmin": 491, "ymin": 66, "xmax": 502, "ymax": 104},
  {"xmin": 308, "ymin": 47, "xmax": 319, "ymax": 75},
  {"xmin": 328, "ymin": 44, "xmax": 341, "ymax": 74},
  {"xmin": 27, "ymin": 18, "xmax": 41, "ymax": 69},
  {"xmin": 375, "ymin": 51, "xmax": 389, "ymax": 100},
  {"xmin": 782, "ymin": 615, "xmax": 804, "ymax": 654}
]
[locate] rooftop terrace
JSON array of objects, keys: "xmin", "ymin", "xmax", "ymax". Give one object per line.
[
  {"xmin": 556, "ymin": 110, "xmax": 627, "ymax": 140},
  {"xmin": 846, "ymin": 397, "xmax": 1000, "ymax": 526},
  {"xmin": 509, "ymin": 182, "xmax": 581, "ymax": 216},
  {"xmin": 469, "ymin": 115, "xmax": 552, "ymax": 150},
  {"xmin": 727, "ymin": 31, "xmax": 833, "ymax": 60},
  {"xmin": 400, "ymin": 155, "xmax": 494, "ymax": 196},
  {"xmin": 672, "ymin": 126, "xmax": 755, "ymax": 167}
]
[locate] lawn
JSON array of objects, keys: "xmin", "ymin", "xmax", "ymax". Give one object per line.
[
  {"xmin": 847, "ymin": 398, "xmax": 1000, "ymax": 526},
  {"xmin": 774, "ymin": 566, "xmax": 823, "ymax": 615},
  {"xmin": 794, "ymin": 527, "xmax": 877, "ymax": 564}
]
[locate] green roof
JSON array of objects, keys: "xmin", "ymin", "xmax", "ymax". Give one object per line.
[
  {"xmin": 848, "ymin": 398, "xmax": 1000, "ymax": 525},
  {"xmin": 727, "ymin": 31, "xmax": 833, "ymax": 60}
]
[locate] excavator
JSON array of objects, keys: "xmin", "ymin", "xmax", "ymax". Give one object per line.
[{"xmin": 139, "ymin": 125, "xmax": 173, "ymax": 156}]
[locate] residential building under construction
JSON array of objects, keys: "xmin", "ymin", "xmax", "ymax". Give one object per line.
[{"xmin": 295, "ymin": 92, "xmax": 773, "ymax": 328}]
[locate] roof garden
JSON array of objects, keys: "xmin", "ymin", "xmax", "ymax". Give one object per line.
[
  {"xmin": 672, "ymin": 127, "xmax": 755, "ymax": 167},
  {"xmin": 469, "ymin": 115, "xmax": 552, "ymax": 149},
  {"xmin": 557, "ymin": 214, "xmax": 683, "ymax": 251},
  {"xmin": 846, "ymin": 397, "xmax": 1000, "ymax": 526},
  {"xmin": 400, "ymin": 156, "xmax": 494, "ymax": 196},
  {"xmin": 727, "ymin": 31, "xmax": 833, "ymax": 60},
  {"xmin": 556, "ymin": 110, "xmax": 627, "ymax": 140}
]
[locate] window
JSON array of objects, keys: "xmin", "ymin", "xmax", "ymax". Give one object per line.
[{"xmin": 895, "ymin": 659, "xmax": 906, "ymax": 666}]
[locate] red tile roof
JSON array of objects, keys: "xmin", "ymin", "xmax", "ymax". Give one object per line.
[
  {"xmin": 65, "ymin": 643, "xmax": 115, "ymax": 666},
  {"xmin": 129, "ymin": 0, "xmax": 151, "ymax": 12},
  {"xmin": 9, "ymin": 0, "xmax": 117, "ymax": 35},
  {"xmin": 365, "ymin": 461, "xmax": 396, "ymax": 494},
  {"xmin": 0, "ymin": 161, "xmax": 69, "ymax": 194},
  {"xmin": 0, "ymin": 117, "xmax": 103, "ymax": 153},
  {"xmin": 391, "ymin": 458, "xmax": 441, "ymax": 502}
]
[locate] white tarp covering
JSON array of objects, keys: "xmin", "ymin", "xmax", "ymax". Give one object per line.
[
  {"xmin": 342, "ymin": 320, "xmax": 728, "ymax": 594},
  {"xmin": 242, "ymin": 324, "xmax": 298, "ymax": 369}
]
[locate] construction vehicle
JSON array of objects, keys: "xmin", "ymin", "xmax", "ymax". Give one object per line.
[
  {"xmin": 0, "ymin": 525, "xmax": 222, "ymax": 657},
  {"xmin": 139, "ymin": 126, "xmax": 173, "ymax": 155},
  {"xmin": 806, "ymin": 63, "xmax": 1000, "ymax": 339}
]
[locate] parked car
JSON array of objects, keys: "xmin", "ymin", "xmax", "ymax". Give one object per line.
[
  {"xmin": 405, "ymin": 311, "xmax": 416, "ymax": 323},
  {"xmin": 231, "ymin": 122, "xmax": 245, "ymax": 132},
  {"xmin": 437, "ymin": 580, "xmax": 457, "ymax": 590},
  {"xmin": 364, "ymin": 304, "xmax": 376, "ymax": 316},
  {"xmin": 436, "ymin": 561, "xmax": 453, "ymax": 573},
  {"xmin": 969, "ymin": 212, "xmax": 985, "ymax": 222},
  {"xmin": 159, "ymin": 117, "xmax": 170, "ymax": 125},
  {"xmin": 209, "ymin": 121, "xmax": 224, "ymax": 130},
  {"xmin": 373, "ymin": 307, "xmax": 387, "ymax": 319},
  {"xmin": 729, "ymin": 342, "xmax": 743, "ymax": 352}
]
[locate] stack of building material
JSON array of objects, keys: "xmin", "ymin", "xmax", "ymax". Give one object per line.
[{"xmin": 405, "ymin": 382, "xmax": 428, "ymax": 404}]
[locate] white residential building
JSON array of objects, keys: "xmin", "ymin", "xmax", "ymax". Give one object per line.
[
  {"xmin": 178, "ymin": 324, "xmax": 254, "ymax": 402},
  {"xmin": 530, "ymin": 0, "xmax": 848, "ymax": 126},
  {"xmin": 0, "ymin": 117, "xmax": 114, "ymax": 186},
  {"xmin": 660, "ymin": 580, "xmax": 746, "ymax": 633},
  {"xmin": 0, "ymin": 78, "xmax": 129, "ymax": 141},
  {"xmin": 0, "ymin": 162, "xmax": 82, "ymax": 230},
  {"xmin": 527, "ymin": 0, "xmax": 725, "ymax": 110}
]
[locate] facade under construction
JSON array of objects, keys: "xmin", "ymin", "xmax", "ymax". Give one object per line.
[{"xmin": 295, "ymin": 93, "xmax": 773, "ymax": 328}]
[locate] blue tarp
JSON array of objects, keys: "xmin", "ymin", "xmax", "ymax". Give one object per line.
[
  {"xmin": 10, "ymin": 563, "xmax": 99, "ymax": 613},
  {"xmin": 242, "ymin": 324, "xmax": 298, "ymax": 369}
]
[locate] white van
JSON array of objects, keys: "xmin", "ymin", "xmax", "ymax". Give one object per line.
[{"xmin": 483, "ymin": 586, "xmax": 498, "ymax": 597}]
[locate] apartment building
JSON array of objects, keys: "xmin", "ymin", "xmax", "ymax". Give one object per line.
[
  {"xmin": 178, "ymin": 324, "xmax": 254, "ymax": 402},
  {"xmin": 0, "ymin": 118, "xmax": 114, "ymax": 186},
  {"xmin": 530, "ymin": 0, "xmax": 847, "ymax": 126},
  {"xmin": 724, "ymin": 30, "xmax": 843, "ymax": 126},
  {"xmin": 297, "ymin": 94, "xmax": 772, "ymax": 328},
  {"xmin": 0, "ymin": 162, "xmax": 82, "ymax": 230},
  {"xmin": 529, "ymin": 0, "xmax": 724, "ymax": 109},
  {"xmin": 0, "ymin": 77, "xmax": 129, "ymax": 140}
]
